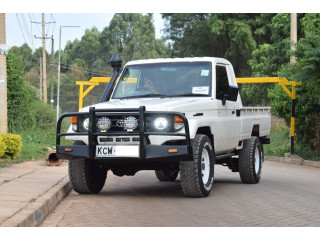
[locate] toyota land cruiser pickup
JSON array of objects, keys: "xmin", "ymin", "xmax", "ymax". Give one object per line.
[{"xmin": 57, "ymin": 55, "xmax": 271, "ymax": 198}]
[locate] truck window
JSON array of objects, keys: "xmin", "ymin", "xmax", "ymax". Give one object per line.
[{"xmin": 216, "ymin": 65, "xmax": 229, "ymax": 100}]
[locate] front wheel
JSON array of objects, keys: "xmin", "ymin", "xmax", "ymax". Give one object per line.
[
  {"xmin": 239, "ymin": 136, "xmax": 263, "ymax": 184},
  {"xmin": 68, "ymin": 141, "xmax": 107, "ymax": 194},
  {"xmin": 180, "ymin": 134, "xmax": 215, "ymax": 197}
]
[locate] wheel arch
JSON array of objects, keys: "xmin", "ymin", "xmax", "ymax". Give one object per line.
[
  {"xmin": 196, "ymin": 127, "xmax": 214, "ymax": 145},
  {"xmin": 251, "ymin": 124, "xmax": 260, "ymax": 137}
]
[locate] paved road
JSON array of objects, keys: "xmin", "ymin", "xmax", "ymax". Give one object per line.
[{"xmin": 41, "ymin": 161, "xmax": 320, "ymax": 227}]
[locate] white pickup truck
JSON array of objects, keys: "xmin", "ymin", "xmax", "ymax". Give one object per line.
[{"xmin": 57, "ymin": 55, "xmax": 271, "ymax": 198}]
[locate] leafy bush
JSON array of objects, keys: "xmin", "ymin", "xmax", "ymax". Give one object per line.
[
  {"xmin": 0, "ymin": 134, "xmax": 22, "ymax": 159},
  {"xmin": 0, "ymin": 136, "xmax": 6, "ymax": 157}
]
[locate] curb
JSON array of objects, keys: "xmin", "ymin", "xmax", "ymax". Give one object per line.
[
  {"xmin": 1, "ymin": 176, "xmax": 71, "ymax": 227},
  {"xmin": 265, "ymin": 156, "xmax": 320, "ymax": 168}
]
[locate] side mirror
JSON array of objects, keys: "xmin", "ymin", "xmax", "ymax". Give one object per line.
[{"xmin": 222, "ymin": 85, "xmax": 239, "ymax": 105}]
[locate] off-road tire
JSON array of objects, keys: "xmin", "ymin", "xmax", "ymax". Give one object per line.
[
  {"xmin": 239, "ymin": 136, "xmax": 263, "ymax": 184},
  {"xmin": 155, "ymin": 170, "xmax": 179, "ymax": 181},
  {"xmin": 180, "ymin": 134, "xmax": 215, "ymax": 198},
  {"xmin": 68, "ymin": 141, "xmax": 107, "ymax": 194}
]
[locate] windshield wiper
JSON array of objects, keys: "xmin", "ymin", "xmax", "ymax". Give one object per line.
[
  {"xmin": 166, "ymin": 93, "xmax": 209, "ymax": 97},
  {"xmin": 118, "ymin": 93, "xmax": 168, "ymax": 99}
]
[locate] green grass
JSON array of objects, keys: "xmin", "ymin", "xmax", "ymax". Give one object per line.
[
  {"xmin": 264, "ymin": 126, "xmax": 320, "ymax": 161},
  {"xmin": 1, "ymin": 121, "xmax": 73, "ymax": 167},
  {"xmin": 264, "ymin": 126, "xmax": 290, "ymax": 157},
  {"xmin": 16, "ymin": 121, "xmax": 73, "ymax": 161}
]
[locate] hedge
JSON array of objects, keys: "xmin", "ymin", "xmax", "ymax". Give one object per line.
[
  {"xmin": 0, "ymin": 136, "xmax": 6, "ymax": 157},
  {"xmin": 0, "ymin": 133, "xmax": 22, "ymax": 159}
]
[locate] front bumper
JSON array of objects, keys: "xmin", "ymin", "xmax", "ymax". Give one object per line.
[{"xmin": 56, "ymin": 106, "xmax": 193, "ymax": 162}]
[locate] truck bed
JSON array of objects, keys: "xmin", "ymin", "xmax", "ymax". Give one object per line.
[{"xmin": 239, "ymin": 107, "xmax": 271, "ymax": 141}]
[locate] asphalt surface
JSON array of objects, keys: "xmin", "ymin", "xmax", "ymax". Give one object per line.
[{"xmin": 40, "ymin": 160, "xmax": 320, "ymax": 227}]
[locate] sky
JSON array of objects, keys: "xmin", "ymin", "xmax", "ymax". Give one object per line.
[{"xmin": 5, "ymin": 13, "xmax": 165, "ymax": 53}]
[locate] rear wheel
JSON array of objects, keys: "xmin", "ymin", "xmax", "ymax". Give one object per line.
[
  {"xmin": 180, "ymin": 134, "xmax": 215, "ymax": 197},
  {"xmin": 239, "ymin": 136, "xmax": 263, "ymax": 184},
  {"xmin": 68, "ymin": 141, "xmax": 107, "ymax": 194},
  {"xmin": 155, "ymin": 170, "xmax": 179, "ymax": 181}
]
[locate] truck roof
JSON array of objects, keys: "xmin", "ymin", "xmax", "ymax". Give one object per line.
[{"xmin": 126, "ymin": 57, "xmax": 231, "ymax": 66}]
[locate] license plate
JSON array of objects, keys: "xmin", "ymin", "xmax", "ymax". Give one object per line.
[{"xmin": 96, "ymin": 146, "xmax": 116, "ymax": 157}]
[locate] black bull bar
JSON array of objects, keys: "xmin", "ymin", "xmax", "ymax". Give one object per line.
[{"xmin": 56, "ymin": 106, "xmax": 193, "ymax": 162}]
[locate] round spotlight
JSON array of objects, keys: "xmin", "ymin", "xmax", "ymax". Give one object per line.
[
  {"xmin": 124, "ymin": 116, "xmax": 138, "ymax": 131},
  {"xmin": 154, "ymin": 117, "xmax": 168, "ymax": 130},
  {"xmin": 82, "ymin": 118, "xmax": 89, "ymax": 131},
  {"xmin": 97, "ymin": 117, "xmax": 111, "ymax": 131}
]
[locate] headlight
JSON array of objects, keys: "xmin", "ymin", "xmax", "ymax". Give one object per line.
[
  {"xmin": 82, "ymin": 118, "xmax": 89, "ymax": 131},
  {"xmin": 97, "ymin": 117, "xmax": 111, "ymax": 131},
  {"xmin": 154, "ymin": 117, "xmax": 168, "ymax": 130},
  {"xmin": 174, "ymin": 115, "xmax": 184, "ymax": 131},
  {"xmin": 124, "ymin": 116, "xmax": 138, "ymax": 131}
]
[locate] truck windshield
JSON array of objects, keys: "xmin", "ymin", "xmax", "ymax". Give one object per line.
[{"xmin": 112, "ymin": 62, "xmax": 212, "ymax": 99}]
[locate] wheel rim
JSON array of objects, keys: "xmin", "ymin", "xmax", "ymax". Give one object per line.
[
  {"xmin": 201, "ymin": 148, "xmax": 210, "ymax": 184},
  {"xmin": 254, "ymin": 146, "xmax": 261, "ymax": 174}
]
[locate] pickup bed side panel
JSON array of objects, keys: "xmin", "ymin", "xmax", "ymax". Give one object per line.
[{"xmin": 240, "ymin": 107, "xmax": 271, "ymax": 140}]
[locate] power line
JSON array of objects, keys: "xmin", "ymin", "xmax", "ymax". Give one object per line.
[
  {"xmin": 50, "ymin": 14, "xmax": 56, "ymax": 41},
  {"xmin": 46, "ymin": 13, "xmax": 52, "ymax": 35},
  {"xmin": 20, "ymin": 13, "xmax": 33, "ymax": 46},
  {"xmin": 31, "ymin": 13, "xmax": 41, "ymax": 35},
  {"xmin": 16, "ymin": 13, "xmax": 27, "ymax": 44},
  {"xmin": 53, "ymin": 61, "xmax": 110, "ymax": 74},
  {"xmin": 60, "ymin": 63, "xmax": 111, "ymax": 76},
  {"xmin": 51, "ymin": 16, "xmax": 56, "ymax": 37},
  {"xmin": 50, "ymin": 62, "xmax": 111, "ymax": 77},
  {"xmin": 29, "ymin": 14, "xmax": 34, "ymax": 51}
]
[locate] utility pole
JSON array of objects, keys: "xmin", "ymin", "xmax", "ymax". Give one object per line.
[
  {"xmin": 33, "ymin": 14, "xmax": 55, "ymax": 103},
  {"xmin": 42, "ymin": 13, "xmax": 47, "ymax": 103},
  {"xmin": 290, "ymin": 13, "xmax": 298, "ymax": 154},
  {"xmin": 40, "ymin": 57, "xmax": 42, "ymax": 100},
  {"xmin": 290, "ymin": 13, "xmax": 297, "ymax": 64},
  {"xmin": 0, "ymin": 13, "xmax": 8, "ymax": 133}
]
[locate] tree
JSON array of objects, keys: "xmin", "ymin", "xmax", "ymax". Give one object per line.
[
  {"xmin": 8, "ymin": 43, "xmax": 33, "ymax": 71},
  {"xmin": 162, "ymin": 13, "xmax": 274, "ymax": 77},
  {"xmin": 162, "ymin": 14, "xmax": 216, "ymax": 58},
  {"xmin": 246, "ymin": 13, "xmax": 320, "ymax": 157},
  {"xmin": 242, "ymin": 14, "xmax": 292, "ymax": 106},
  {"xmin": 99, "ymin": 13, "xmax": 169, "ymax": 64}
]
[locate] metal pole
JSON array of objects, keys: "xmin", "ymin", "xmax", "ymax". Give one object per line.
[
  {"xmin": 0, "ymin": 13, "xmax": 7, "ymax": 133},
  {"xmin": 42, "ymin": 13, "xmax": 47, "ymax": 103},
  {"xmin": 56, "ymin": 26, "xmax": 80, "ymax": 122},
  {"xmin": 50, "ymin": 38, "xmax": 54, "ymax": 104},
  {"xmin": 56, "ymin": 26, "xmax": 62, "ymax": 122},
  {"xmin": 290, "ymin": 85, "xmax": 296, "ymax": 154}
]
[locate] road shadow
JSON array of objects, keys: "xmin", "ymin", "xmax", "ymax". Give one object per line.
[{"xmin": 98, "ymin": 175, "xmax": 242, "ymax": 199}]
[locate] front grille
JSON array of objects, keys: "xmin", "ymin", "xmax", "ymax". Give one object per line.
[
  {"xmin": 98, "ymin": 136, "xmax": 140, "ymax": 145},
  {"xmin": 116, "ymin": 137, "xmax": 130, "ymax": 142}
]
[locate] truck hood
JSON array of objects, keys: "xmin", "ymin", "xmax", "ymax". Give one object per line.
[{"xmin": 80, "ymin": 97, "xmax": 213, "ymax": 113}]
